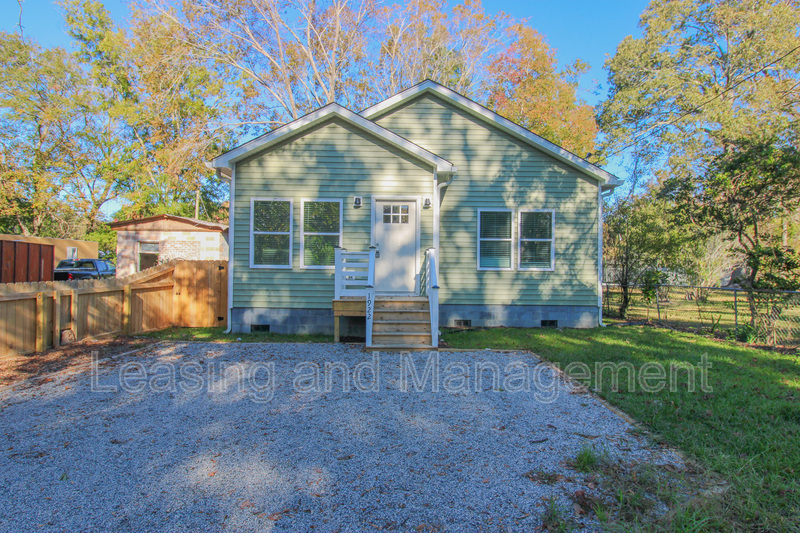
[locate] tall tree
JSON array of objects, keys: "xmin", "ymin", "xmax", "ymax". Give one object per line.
[
  {"xmin": 118, "ymin": 5, "xmax": 230, "ymax": 218},
  {"xmin": 143, "ymin": 0, "xmax": 598, "ymax": 160},
  {"xmin": 148, "ymin": 0, "xmax": 378, "ymax": 128},
  {"xmin": 374, "ymin": 0, "xmax": 506, "ymax": 99},
  {"xmin": 600, "ymin": 0, "xmax": 800, "ymax": 331},
  {"xmin": 0, "ymin": 33, "xmax": 80, "ymax": 236},
  {"xmin": 604, "ymin": 191, "xmax": 689, "ymax": 317},
  {"xmin": 63, "ymin": 0, "xmax": 229, "ymax": 221},
  {"xmin": 486, "ymin": 23, "xmax": 597, "ymax": 157},
  {"xmin": 599, "ymin": 0, "xmax": 800, "ymax": 182},
  {"xmin": 59, "ymin": 0, "xmax": 139, "ymax": 231}
]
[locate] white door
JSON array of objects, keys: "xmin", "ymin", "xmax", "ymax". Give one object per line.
[{"xmin": 374, "ymin": 200, "xmax": 418, "ymax": 293}]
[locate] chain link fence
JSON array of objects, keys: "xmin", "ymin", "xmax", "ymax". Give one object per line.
[{"xmin": 603, "ymin": 284, "xmax": 800, "ymax": 346}]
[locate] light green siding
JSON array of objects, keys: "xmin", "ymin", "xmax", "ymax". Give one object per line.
[
  {"xmin": 373, "ymin": 93, "xmax": 600, "ymax": 307},
  {"xmin": 232, "ymin": 118, "xmax": 435, "ymax": 308}
]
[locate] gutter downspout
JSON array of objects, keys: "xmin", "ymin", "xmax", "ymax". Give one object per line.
[{"xmin": 433, "ymin": 170, "xmax": 455, "ymax": 258}]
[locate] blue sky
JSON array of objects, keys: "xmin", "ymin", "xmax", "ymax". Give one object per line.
[
  {"xmin": 2, "ymin": 0, "xmax": 647, "ymax": 193},
  {"xmin": 3, "ymin": 0, "xmax": 648, "ymax": 106}
]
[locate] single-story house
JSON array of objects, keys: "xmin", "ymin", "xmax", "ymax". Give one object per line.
[
  {"xmin": 110, "ymin": 215, "xmax": 229, "ymax": 277},
  {"xmin": 210, "ymin": 80, "xmax": 622, "ymax": 348}
]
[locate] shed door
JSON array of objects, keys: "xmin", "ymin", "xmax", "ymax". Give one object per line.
[{"xmin": 373, "ymin": 200, "xmax": 418, "ymax": 294}]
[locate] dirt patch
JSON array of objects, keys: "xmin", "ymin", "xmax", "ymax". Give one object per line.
[{"xmin": 0, "ymin": 336, "xmax": 156, "ymax": 388}]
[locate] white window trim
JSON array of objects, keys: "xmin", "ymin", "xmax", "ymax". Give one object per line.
[
  {"xmin": 477, "ymin": 209, "xmax": 515, "ymax": 271},
  {"xmin": 300, "ymin": 198, "xmax": 343, "ymax": 269},
  {"xmin": 518, "ymin": 209, "xmax": 556, "ymax": 272},
  {"xmin": 250, "ymin": 197, "xmax": 293, "ymax": 269}
]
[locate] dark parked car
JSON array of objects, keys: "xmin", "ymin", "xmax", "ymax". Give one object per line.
[{"xmin": 54, "ymin": 259, "xmax": 117, "ymax": 280}]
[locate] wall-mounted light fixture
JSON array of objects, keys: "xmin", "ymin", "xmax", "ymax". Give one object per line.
[
  {"xmin": 423, "ymin": 196, "xmax": 432, "ymax": 208},
  {"xmin": 353, "ymin": 196, "xmax": 362, "ymax": 208}
]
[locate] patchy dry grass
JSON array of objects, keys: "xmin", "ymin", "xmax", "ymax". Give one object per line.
[{"xmin": 442, "ymin": 325, "xmax": 800, "ymax": 532}]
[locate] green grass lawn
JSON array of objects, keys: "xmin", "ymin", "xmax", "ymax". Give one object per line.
[{"xmin": 442, "ymin": 326, "xmax": 800, "ymax": 532}]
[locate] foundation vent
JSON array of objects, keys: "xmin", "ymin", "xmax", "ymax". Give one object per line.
[
  {"xmin": 453, "ymin": 319, "xmax": 472, "ymax": 328},
  {"xmin": 541, "ymin": 320, "xmax": 558, "ymax": 328}
]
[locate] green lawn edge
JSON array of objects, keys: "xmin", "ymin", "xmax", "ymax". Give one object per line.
[{"xmin": 442, "ymin": 325, "xmax": 800, "ymax": 531}]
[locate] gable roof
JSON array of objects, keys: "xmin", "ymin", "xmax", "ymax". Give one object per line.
[
  {"xmin": 361, "ymin": 80, "xmax": 622, "ymax": 190},
  {"xmin": 211, "ymin": 102, "xmax": 456, "ymax": 174},
  {"xmin": 109, "ymin": 214, "xmax": 228, "ymax": 233}
]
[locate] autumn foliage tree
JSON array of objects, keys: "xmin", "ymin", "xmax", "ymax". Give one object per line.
[
  {"xmin": 373, "ymin": 0, "xmax": 507, "ymax": 99},
  {"xmin": 486, "ymin": 24, "xmax": 597, "ymax": 158},
  {"xmin": 146, "ymin": 0, "xmax": 598, "ymax": 152},
  {"xmin": 2, "ymin": 0, "xmax": 601, "ymax": 239},
  {"xmin": 0, "ymin": 33, "xmax": 82, "ymax": 236}
]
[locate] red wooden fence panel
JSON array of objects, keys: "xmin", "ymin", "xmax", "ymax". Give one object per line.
[
  {"xmin": 0, "ymin": 241, "xmax": 14, "ymax": 282},
  {"xmin": 41, "ymin": 246, "xmax": 53, "ymax": 281},
  {"xmin": 13, "ymin": 243, "xmax": 27, "ymax": 282},
  {"xmin": 27, "ymin": 244, "xmax": 40, "ymax": 282},
  {"xmin": 0, "ymin": 241, "xmax": 56, "ymax": 283}
]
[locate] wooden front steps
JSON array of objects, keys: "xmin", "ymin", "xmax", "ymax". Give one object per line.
[{"xmin": 369, "ymin": 297, "xmax": 433, "ymax": 349}]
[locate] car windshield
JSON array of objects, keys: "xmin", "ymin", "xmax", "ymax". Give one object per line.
[
  {"xmin": 56, "ymin": 260, "xmax": 75, "ymax": 268},
  {"xmin": 75, "ymin": 260, "xmax": 96, "ymax": 268}
]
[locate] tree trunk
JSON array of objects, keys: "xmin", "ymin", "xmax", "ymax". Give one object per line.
[{"xmin": 619, "ymin": 284, "xmax": 630, "ymax": 319}]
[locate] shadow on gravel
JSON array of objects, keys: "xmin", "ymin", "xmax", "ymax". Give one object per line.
[{"xmin": 0, "ymin": 342, "xmax": 707, "ymax": 532}]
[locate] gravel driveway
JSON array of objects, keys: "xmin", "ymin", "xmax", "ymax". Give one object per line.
[{"xmin": 0, "ymin": 342, "xmax": 684, "ymax": 532}]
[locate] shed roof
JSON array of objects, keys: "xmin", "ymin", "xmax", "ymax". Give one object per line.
[{"xmin": 109, "ymin": 215, "xmax": 228, "ymax": 233}]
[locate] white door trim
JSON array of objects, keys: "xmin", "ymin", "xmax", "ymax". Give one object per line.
[{"xmin": 370, "ymin": 195, "xmax": 422, "ymax": 295}]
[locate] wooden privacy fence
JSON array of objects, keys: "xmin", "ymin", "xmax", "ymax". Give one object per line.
[{"xmin": 0, "ymin": 260, "xmax": 227, "ymax": 359}]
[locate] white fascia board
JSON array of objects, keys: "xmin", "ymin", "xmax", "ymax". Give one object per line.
[
  {"xmin": 211, "ymin": 102, "xmax": 455, "ymax": 174},
  {"xmin": 361, "ymin": 80, "xmax": 622, "ymax": 188}
]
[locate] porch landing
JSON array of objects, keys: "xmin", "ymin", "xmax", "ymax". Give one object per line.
[{"xmin": 333, "ymin": 297, "xmax": 434, "ymax": 350}]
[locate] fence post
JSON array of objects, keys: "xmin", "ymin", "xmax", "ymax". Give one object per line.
[
  {"xmin": 733, "ymin": 290, "xmax": 739, "ymax": 335},
  {"xmin": 656, "ymin": 285, "xmax": 661, "ymax": 321},
  {"xmin": 52, "ymin": 291, "xmax": 61, "ymax": 348},
  {"xmin": 123, "ymin": 284, "xmax": 132, "ymax": 335},
  {"xmin": 35, "ymin": 292, "xmax": 45, "ymax": 353},
  {"xmin": 70, "ymin": 290, "xmax": 79, "ymax": 341}
]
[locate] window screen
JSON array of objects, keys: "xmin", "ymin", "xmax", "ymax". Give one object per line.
[
  {"xmin": 478, "ymin": 211, "xmax": 512, "ymax": 269},
  {"xmin": 302, "ymin": 200, "xmax": 341, "ymax": 267},
  {"xmin": 519, "ymin": 211, "xmax": 554, "ymax": 270}
]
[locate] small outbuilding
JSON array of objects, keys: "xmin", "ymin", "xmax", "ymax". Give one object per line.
[{"xmin": 110, "ymin": 215, "xmax": 229, "ymax": 277}]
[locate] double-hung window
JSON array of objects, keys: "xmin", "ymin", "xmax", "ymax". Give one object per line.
[
  {"xmin": 478, "ymin": 210, "xmax": 514, "ymax": 270},
  {"xmin": 301, "ymin": 199, "xmax": 342, "ymax": 268},
  {"xmin": 251, "ymin": 198, "xmax": 292, "ymax": 268},
  {"xmin": 518, "ymin": 210, "xmax": 555, "ymax": 271}
]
